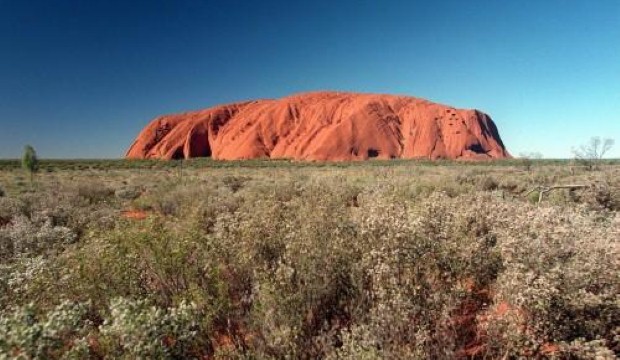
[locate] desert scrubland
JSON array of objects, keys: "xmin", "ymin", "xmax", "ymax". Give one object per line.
[{"xmin": 0, "ymin": 159, "xmax": 618, "ymax": 359}]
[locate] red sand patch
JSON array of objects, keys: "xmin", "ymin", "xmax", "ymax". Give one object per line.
[
  {"xmin": 214, "ymin": 333, "xmax": 234, "ymax": 349},
  {"xmin": 540, "ymin": 342, "xmax": 560, "ymax": 355},
  {"xmin": 454, "ymin": 278, "xmax": 531, "ymax": 358},
  {"xmin": 453, "ymin": 279, "xmax": 493, "ymax": 358},
  {"xmin": 121, "ymin": 210, "xmax": 148, "ymax": 220},
  {"xmin": 494, "ymin": 301, "xmax": 511, "ymax": 317}
]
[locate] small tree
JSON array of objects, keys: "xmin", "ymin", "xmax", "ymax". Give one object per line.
[
  {"xmin": 22, "ymin": 145, "xmax": 39, "ymax": 184},
  {"xmin": 518, "ymin": 152, "xmax": 543, "ymax": 171},
  {"xmin": 572, "ymin": 137, "xmax": 614, "ymax": 170}
]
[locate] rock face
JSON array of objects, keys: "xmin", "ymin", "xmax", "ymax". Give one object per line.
[{"xmin": 126, "ymin": 92, "xmax": 510, "ymax": 161}]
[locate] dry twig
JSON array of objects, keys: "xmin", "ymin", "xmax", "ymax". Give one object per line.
[{"xmin": 524, "ymin": 184, "xmax": 590, "ymax": 205}]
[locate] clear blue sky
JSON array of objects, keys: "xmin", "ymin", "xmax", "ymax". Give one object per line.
[{"xmin": 1, "ymin": 0, "xmax": 618, "ymax": 159}]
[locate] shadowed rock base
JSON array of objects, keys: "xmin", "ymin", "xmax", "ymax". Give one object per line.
[{"xmin": 126, "ymin": 91, "xmax": 510, "ymax": 161}]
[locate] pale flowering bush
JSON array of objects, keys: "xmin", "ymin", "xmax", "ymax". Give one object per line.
[
  {"xmin": 483, "ymin": 202, "xmax": 619, "ymax": 357},
  {"xmin": 0, "ymin": 298, "xmax": 202, "ymax": 359},
  {"xmin": 324, "ymin": 190, "xmax": 505, "ymax": 358},
  {"xmin": 221, "ymin": 181, "xmax": 365, "ymax": 357},
  {"xmin": 0, "ymin": 197, "xmax": 28, "ymax": 225},
  {"xmin": 114, "ymin": 185, "xmax": 142, "ymax": 201},
  {"xmin": 99, "ymin": 298, "xmax": 199, "ymax": 359},
  {"xmin": 581, "ymin": 180, "xmax": 620, "ymax": 211},
  {"xmin": 0, "ymin": 301, "xmax": 91, "ymax": 359},
  {"xmin": 327, "ymin": 325, "xmax": 384, "ymax": 359},
  {"xmin": 74, "ymin": 181, "xmax": 114, "ymax": 205},
  {"xmin": 0, "ymin": 256, "xmax": 48, "ymax": 305},
  {"xmin": 0, "ymin": 183, "xmax": 117, "ymax": 251},
  {"xmin": 562, "ymin": 338, "xmax": 617, "ymax": 359},
  {"xmin": 0, "ymin": 215, "xmax": 75, "ymax": 261}
]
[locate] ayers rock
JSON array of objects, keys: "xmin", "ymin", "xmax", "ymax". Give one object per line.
[{"xmin": 126, "ymin": 91, "xmax": 510, "ymax": 161}]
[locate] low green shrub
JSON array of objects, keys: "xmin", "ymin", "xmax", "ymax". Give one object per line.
[
  {"xmin": 76, "ymin": 182, "xmax": 114, "ymax": 204},
  {"xmin": 221, "ymin": 175, "xmax": 251, "ymax": 193},
  {"xmin": 477, "ymin": 176, "xmax": 499, "ymax": 191},
  {"xmin": 114, "ymin": 186, "xmax": 142, "ymax": 201},
  {"xmin": 527, "ymin": 190, "xmax": 540, "ymax": 204}
]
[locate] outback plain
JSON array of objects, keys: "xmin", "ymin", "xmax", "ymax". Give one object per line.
[{"xmin": 0, "ymin": 159, "xmax": 618, "ymax": 358}]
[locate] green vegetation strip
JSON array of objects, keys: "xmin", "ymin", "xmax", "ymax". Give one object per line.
[{"xmin": 1, "ymin": 157, "xmax": 619, "ymax": 171}]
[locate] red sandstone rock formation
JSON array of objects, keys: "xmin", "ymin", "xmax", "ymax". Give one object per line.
[{"xmin": 126, "ymin": 92, "xmax": 510, "ymax": 161}]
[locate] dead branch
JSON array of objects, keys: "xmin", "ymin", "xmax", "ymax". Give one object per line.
[{"xmin": 524, "ymin": 184, "xmax": 590, "ymax": 205}]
